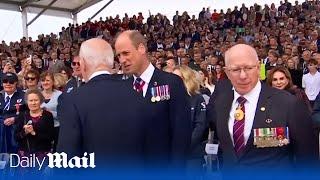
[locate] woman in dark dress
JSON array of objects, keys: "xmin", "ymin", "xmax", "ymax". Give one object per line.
[{"xmin": 15, "ymin": 89, "xmax": 54, "ymax": 173}]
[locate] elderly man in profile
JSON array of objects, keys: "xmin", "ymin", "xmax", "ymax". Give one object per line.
[
  {"xmin": 57, "ymin": 38, "xmax": 147, "ymax": 169},
  {"xmin": 207, "ymin": 44, "xmax": 317, "ymax": 176}
]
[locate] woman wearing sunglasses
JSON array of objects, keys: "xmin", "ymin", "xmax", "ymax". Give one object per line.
[
  {"xmin": 0, "ymin": 72, "xmax": 26, "ymax": 155},
  {"xmin": 24, "ymin": 69, "xmax": 40, "ymax": 91}
]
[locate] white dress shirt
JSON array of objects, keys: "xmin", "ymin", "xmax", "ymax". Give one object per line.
[
  {"xmin": 133, "ymin": 63, "xmax": 155, "ymax": 97},
  {"xmin": 302, "ymin": 71, "xmax": 320, "ymax": 101},
  {"xmin": 228, "ymin": 81, "xmax": 262, "ymax": 146},
  {"xmin": 4, "ymin": 92, "xmax": 14, "ymax": 101}
]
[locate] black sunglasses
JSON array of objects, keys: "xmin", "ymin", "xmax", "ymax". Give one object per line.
[
  {"xmin": 2, "ymin": 79, "xmax": 16, "ymax": 84},
  {"xmin": 25, "ymin": 77, "xmax": 36, "ymax": 81},
  {"xmin": 72, "ymin": 62, "xmax": 80, "ymax": 66}
]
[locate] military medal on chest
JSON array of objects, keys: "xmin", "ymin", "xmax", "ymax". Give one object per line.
[
  {"xmin": 150, "ymin": 87, "xmax": 156, "ymax": 103},
  {"xmin": 234, "ymin": 105, "xmax": 244, "ymax": 121}
]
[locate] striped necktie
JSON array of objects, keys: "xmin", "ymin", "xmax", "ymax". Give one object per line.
[
  {"xmin": 233, "ymin": 96, "xmax": 247, "ymax": 156},
  {"xmin": 133, "ymin": 77, "xmax": 145, "ymax": 94},
  {"xmin": 4, "ymin": 96, "xmax": 11, "ymax": 111}
]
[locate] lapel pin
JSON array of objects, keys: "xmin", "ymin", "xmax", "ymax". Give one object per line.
[
  {"xmin": 260, "ymin": 107, "xmax": 266, "ymax": 112},
  {"xmin": 265, "ymin": 119, "xmax": 272, "ymax": 124},
  {"xmin": 154, "ymin": 82, "xmax": 158, "ymax": 86}
]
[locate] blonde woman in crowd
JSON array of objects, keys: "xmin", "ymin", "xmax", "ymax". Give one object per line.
[
  {"xmin": 40, "ymin": 71, "xmax": 62, "ymax": 152},
  {"xmin": 53, "ymin": 73, "xmax": 68, "ymax": 92},
  {"xmin": 173, "ymin": 65, "xmax": 208, "ymax": 174}
]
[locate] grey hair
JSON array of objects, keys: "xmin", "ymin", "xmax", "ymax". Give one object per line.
[{"xmin": 79, "ymin": 39, "xmax": 114, "ymax": 68}]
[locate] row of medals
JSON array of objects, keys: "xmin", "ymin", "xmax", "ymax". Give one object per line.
[
  {"xmin": 151, "ymin": 95, "xmax": 170, "ymax": 103},
  {"xmin": 234, "ymin": 105, "xmax": 289, "ymax": 148},
  {"xmin": 254, "ymin": 136, "xmax": 289, "ymax": 148}
]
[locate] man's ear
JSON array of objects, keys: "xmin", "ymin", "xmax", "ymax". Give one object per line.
[
  {"xmin": 137, "ymin": 43, "xmax": 146, "ymax": 54},
  {"xmin": 80, "ymin": 57, "xmax": 86, "ymax": 72}
]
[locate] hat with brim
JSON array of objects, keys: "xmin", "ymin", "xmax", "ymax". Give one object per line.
[{"xmin": 2, "ymin": 73, "xmax": 18, "ymax": 82}]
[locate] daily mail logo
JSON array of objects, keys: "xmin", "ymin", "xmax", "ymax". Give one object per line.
[{"xmin": 8, "ymin": 152, "xmax": 95, "ymax": 170}]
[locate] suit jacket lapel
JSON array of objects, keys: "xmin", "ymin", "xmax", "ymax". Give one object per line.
[
  {"xmin": 217, "ymin": 84, "xmax": 238, "ymax": 162},
  {"xmin": 145, "ymin": 69, "xmax": 158, "ymax": 100},
  {"xmin": 220, "ymin": 88, "xmax": 234, "ymax": 149}
]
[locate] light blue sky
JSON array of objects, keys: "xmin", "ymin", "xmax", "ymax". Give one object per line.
[{"xmin": 0, "ymin": 0, "xmax": 302, "ymax": 43}]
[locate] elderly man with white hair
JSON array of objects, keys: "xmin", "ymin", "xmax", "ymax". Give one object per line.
[
  {"xmin": 57, "ymin": 38, "xmax": 148, "ymax": 169},
  {"xmin": 207, "ymin": 44, "xmax": 317, "ymax": 176}
]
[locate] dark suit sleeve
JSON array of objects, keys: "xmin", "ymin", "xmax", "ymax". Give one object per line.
[
  {"xmin": 191, "ymin": 95, "xmax": 207, "ymax": 150},
  {"xmin": 57, "ymin": 95, "xmax": 83, "ymax": 156},
  {"xmin": 312, "ymin": 94, "xmax": 320, "ymax": 128},
  {"xmin": 288, "ymin": 97, "xmax": 318, "ymax": 165},
  {"xmin": 169, "ymin": 75, "xmax": 192, "ymax": 166},
  {"xmin": 206, "ymin": 85, "xmax": 220, "ymax": 141},
  {"xmin": 56, "ymin": 94, "xmax": 63, "ymax": 123}
]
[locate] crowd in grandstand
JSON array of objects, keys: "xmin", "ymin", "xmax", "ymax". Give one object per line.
[{"xmin": 0, "ymin": 0, "xmax": 320, "ymax": 178}]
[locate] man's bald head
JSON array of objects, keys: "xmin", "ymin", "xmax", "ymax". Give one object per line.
[
  {"xmin": 224, "ymin": 44, "xmax": 261, "ymax": 95},
  {"xmin": 225, "ymin": 44, "xmax": 259, "ymax": 67}
]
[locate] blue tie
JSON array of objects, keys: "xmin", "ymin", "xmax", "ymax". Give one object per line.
[{"xmin": 4, "ymin": 96, "xmax": 11, "ymax": 111}]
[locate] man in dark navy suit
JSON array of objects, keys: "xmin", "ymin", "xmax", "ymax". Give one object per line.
[
  {"xmin": 0, "ymin": 73, "xmax": 26, "ymax": 153},
  {"xmin": 57, "ymin": 38, "xmax": 147, "ymax": 168},
  {"xmin": 115, "ymin": 30, "xmax": 192, "ymax": 169},
  {"xmin": 62, "ymin": 55, "xmax": 83, "ymax": 94},
  {"xmin": 207, "ymin": 44, "xmax": 317, "ymax": 175},
  {"xmin": 57, "ymin": 56, "xmax": 84, "ymax": 135}
]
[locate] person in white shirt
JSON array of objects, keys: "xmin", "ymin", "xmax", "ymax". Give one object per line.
[{"xmin": 302, "ymin": 58, "xmax": 320, "ymax": 107}]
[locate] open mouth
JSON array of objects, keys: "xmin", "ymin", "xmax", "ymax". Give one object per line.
[{"xmin": 123, "ymin": 65, "xmax": 131, "ymax": 69}]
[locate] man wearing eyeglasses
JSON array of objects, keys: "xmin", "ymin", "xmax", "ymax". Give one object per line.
[
  {"xmin": 207, "ymin": 44, "xmax": 317, "ymax": 175},
  {"xmin": 63, "ymin": 56, "xmax": 83, "ymax": 94},
  {"xmin": 57, "ymin": 56, "xmax": 83, "ymax": 132},
  {"xmin": 0, "ymin": 73, "xmax": 26, "ymax": 154}
]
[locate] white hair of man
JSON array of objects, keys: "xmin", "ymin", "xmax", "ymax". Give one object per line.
[{"xmin": 79, "ymin": 38, "xmax": 114, "ymax": 69}]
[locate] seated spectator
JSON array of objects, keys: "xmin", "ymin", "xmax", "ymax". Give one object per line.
[
  {"xmin": 197, "ymin": 69, "xmax": 212, "ymax": 96},
  {"xmin": 24, "ymin": 69, "xmax": 40, "ymax": 91},
  {"xmin": 14, "ymin": 89, "xmax": 54, "ymax": 172},
  {"xmin": 286, "ymin": 57, "xmax": 303, "ymax": 88},
  {"xmin": 40, "ymin": 71, "xmax": 62, "ymax": 152},
  {"xmin": 0, "ymin": 73, "xmax": 26, "ymax": 154},
  {"xmin": 205, "ymin": 70, "xmax": 217, "ymax": 95},
  {"xmin": 53, "ymin": 73, "xmax": 68, "ymax": 91},
  {"xmin": 267, "ymin": 66, "xmax": 312, "ymax": 112},
  {"xmin": 302, "ymin": 59, "xmax": 320, "ymax": 107},
  {"xmin": 214, "ymin": 64, "xmax": 227, "ymax": 82}
]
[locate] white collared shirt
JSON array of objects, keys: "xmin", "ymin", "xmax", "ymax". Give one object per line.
[
  {"xmin": 4, "ymin": 92, "xmax": 14, "ymax": 101},
  {"xmin": 133, "ymin": 63, "xmax": 155, "ymax": 97},
  {"xmin": 228, "ymin": 81, "xmax": 262, "ymax": 146},
  {"xmin": 88, "ymin": 70, "xmax": 111, "ymax": 82},
  {"xmin": 302, "ymin": 71, "xmax": 320, "ymax": 101}
]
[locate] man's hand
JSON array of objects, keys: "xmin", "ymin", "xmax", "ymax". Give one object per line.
[{"xmin": 3, "ymin": 117, "xmax": 15, "ymax": 126}]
